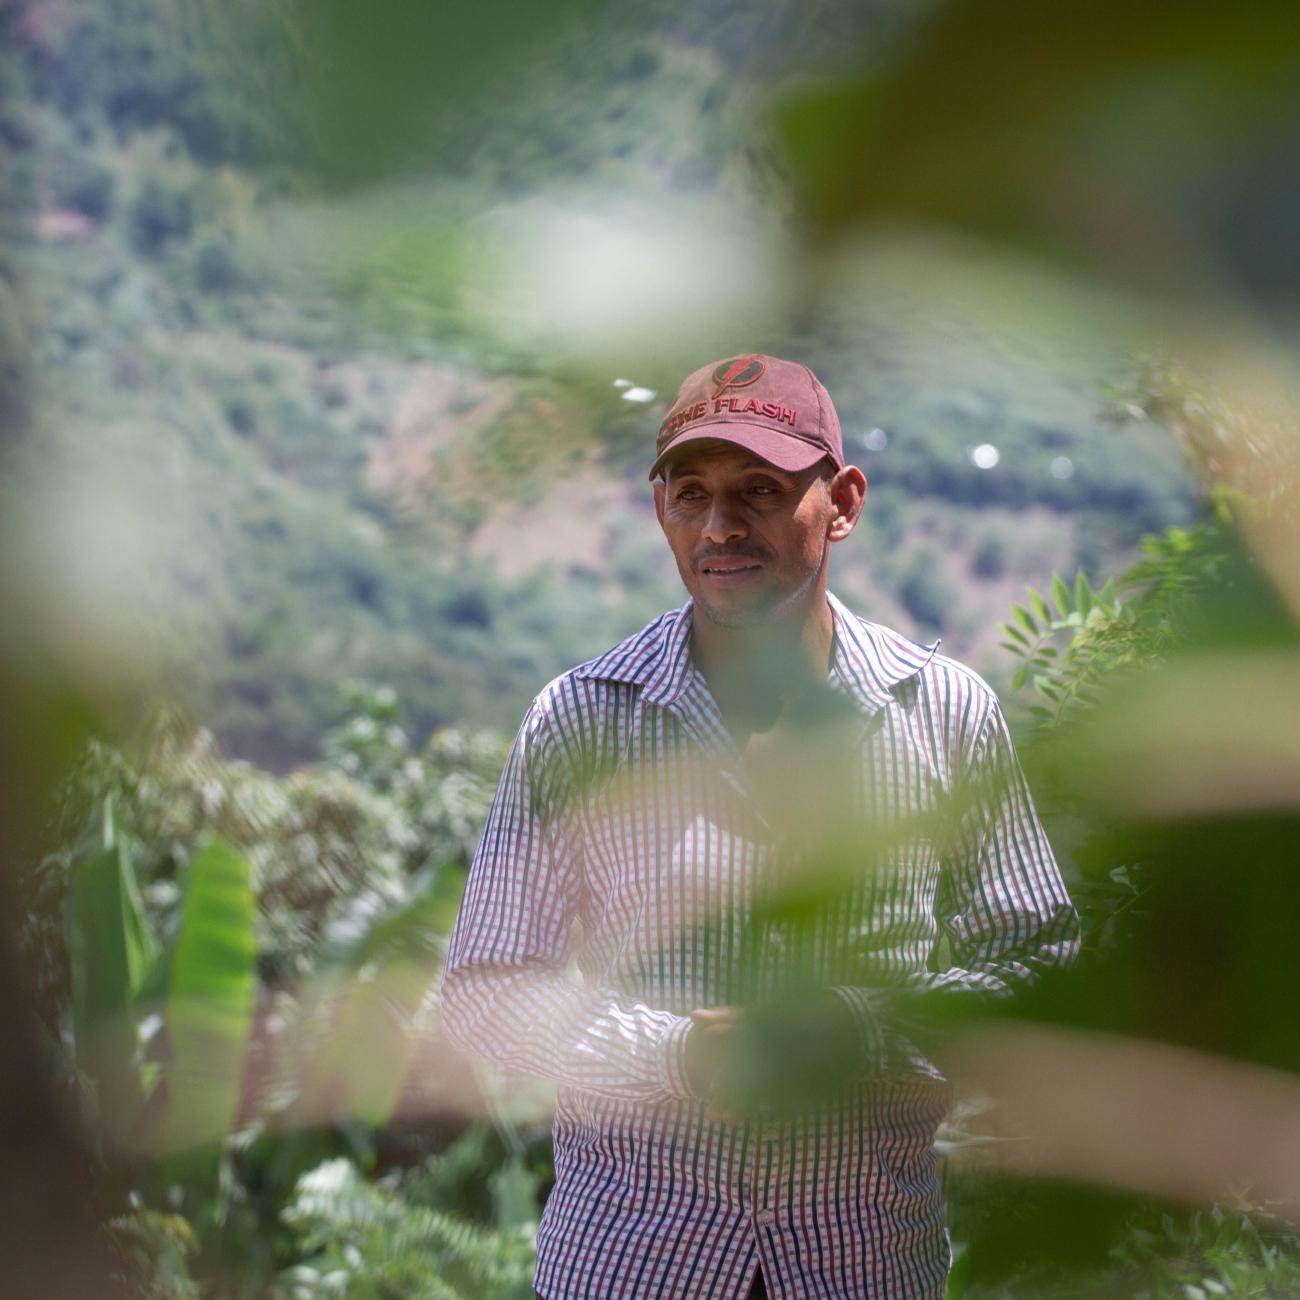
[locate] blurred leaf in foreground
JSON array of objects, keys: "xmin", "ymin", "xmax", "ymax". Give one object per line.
[{"xmin": 776, "ymin": 0, "xmax": 1300, "ymax": 287}]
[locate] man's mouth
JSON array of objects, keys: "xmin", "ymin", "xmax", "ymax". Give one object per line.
[{"xmin": 697, "ymin": 556, "xmax": 765, "ymax": 580}]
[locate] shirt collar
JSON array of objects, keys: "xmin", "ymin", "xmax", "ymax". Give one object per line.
[
  {"xmin": 574, "ymin": 602, "xmax": 696, "ymax": 707},
  {"xmin": 825, "ymin": 590, "xmax": 941, "ymax": 712},
  {"xmin": 576, "ymin": 591, "xmax": 940, "ymax": 716}
]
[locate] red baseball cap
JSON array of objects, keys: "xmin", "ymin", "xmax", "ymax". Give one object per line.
[{"xmin": 649, "ymin": 353, "xmax": 845, "ymax": 481}]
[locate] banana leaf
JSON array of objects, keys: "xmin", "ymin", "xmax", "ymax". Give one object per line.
[
  {"xmin": 66, "ymin": 803, "xmax": 157, "ymax": 1138},
  {"xmin": 152, "ymin": 835, "xmax": 257, "ymax": 1167}
]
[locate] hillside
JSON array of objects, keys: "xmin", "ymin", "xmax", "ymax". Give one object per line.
[{"xmin": 1, "ymin": 0, "xmax": 1203, "ymax": 768}]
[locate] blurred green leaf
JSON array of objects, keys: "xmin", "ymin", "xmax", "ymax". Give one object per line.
[
  {"xmin": 304, "ymin": 875, "xmax": 453, "ymax": 1127},
  {"xmin": 775, "ymin": 0, "xmax": 1300, "ymax": 278},
  {"xmin": 945, "ymin": 1243, "xmax": 970, "ymax": 1300},
  {"xmin": 302, "ymin": 0, "xmax": 606, "ymax": 184},
  {"xmin": 67, "ymin": 806, "xmax": 157, "ymax": 1129},
  {"xmin": 488, "ymin": 1155, "xmax": 540, "ymax": 1230},
  {"xmin": 155, "ymin": 836, "xmax": 257, "ymax": 1161}
]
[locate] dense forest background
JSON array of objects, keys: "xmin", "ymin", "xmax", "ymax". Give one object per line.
[{"xmin": 4, "ymin": 1, "xmax": 1299, "ymax": 1297}]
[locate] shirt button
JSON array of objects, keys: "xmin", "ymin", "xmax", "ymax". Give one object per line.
[{"xmin": 755, "ymin": 1209, "xmax": 776, "ymax": 1227}]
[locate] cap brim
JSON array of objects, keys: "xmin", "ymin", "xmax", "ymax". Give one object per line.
[{"xmin": 648, "ymin": 422, "xmax": 831, "ymax": 481}]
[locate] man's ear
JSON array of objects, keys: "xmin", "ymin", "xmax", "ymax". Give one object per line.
[
  {"xmin": 826, "ymin": 466, "xmax": 867, "ymax": 543},
  {"xmin": 653, "ymin": 479, "xmax": 666, "ymax": 528}
]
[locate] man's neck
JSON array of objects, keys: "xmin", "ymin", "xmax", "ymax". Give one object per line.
[{"xmin": 690, "ymin": 594, "xmax": 836, "ymax": 743}]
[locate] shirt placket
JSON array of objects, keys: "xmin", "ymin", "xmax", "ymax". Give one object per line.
[
  {"xmin": 673, "ymin": 671, "xmax": 808, "ymax": 1285},
  {"xmin": 671, "ymin": 668, "xmax": 790, "ymax": 998}
]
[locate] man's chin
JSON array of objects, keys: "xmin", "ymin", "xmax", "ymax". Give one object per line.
[{"xmin": 694, "ymin": 591, "xmax": 781, "ymax": 630}]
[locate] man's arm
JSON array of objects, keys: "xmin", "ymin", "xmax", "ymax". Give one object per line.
[
  {"xmin": 440, "ymin": 692, "xmax": 696, "ymax": 1104},
  {"xmin": 926, "ymin": 693, "xmax": 1080, "ymax": 995},
  {"xmin": 831, "ymin": 691, "xmax": 1081, "ymax": 1077}
]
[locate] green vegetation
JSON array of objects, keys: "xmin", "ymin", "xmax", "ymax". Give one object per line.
[
  {"xmin": 27, "ymin": 687, "xmax": 534, "ymax": 1296},
  {"xmin": 28, "ymin": 488, "xmax": 1299, "ymax": 1296},
  {"xmin": 940, "ymin": 490, "xmax": 1300, "ymax": 1292},
  {"xmin": 7, "ymin": 0, "xmax": 1299, "ymax": 1295},
  {"xmin": 3, "ymin": 0, "xmax": 1202, "ymax": 769},
  {"xmin": 280, "ymin": 1157, "xmax": 537, "ymax": 1300}
]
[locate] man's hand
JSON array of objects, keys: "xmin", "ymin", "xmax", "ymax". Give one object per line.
[
  {"xmin": 684, "ymin": 995, "xmax": 867, "ymax": 1123},
  {"xmin": 684, "ymin": 1006, "xmax": 750, "ymax": 1123}
]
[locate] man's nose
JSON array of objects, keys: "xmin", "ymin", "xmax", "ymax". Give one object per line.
[{"xmin": 701, "ymin": 494, "xmax": 748, "ymax": 544}]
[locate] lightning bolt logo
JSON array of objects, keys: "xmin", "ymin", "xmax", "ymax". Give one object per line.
[{"xmin": 711, "ymin": 356, "xmax": 765, "ymax": 399}]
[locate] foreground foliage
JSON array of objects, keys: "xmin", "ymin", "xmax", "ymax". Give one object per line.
[
  {"xmin": 22, "ymin": 485, "xmax": 1297, "ymax": 1297},
  {"xmin": 943, "ymin": 479, "xmax": 1300, "ymax": 1295},
  {"xmin": 25, "ymin": 686, "xmax": 536, "ymax": 1296}
]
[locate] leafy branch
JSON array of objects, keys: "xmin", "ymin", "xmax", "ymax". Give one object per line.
[
  {"xmin": 999, "ymin": 568, "xmax": 1121, "ymax": 726},
  {"xmin": 1000, "ymin": 491, "xmax": 1239, "ymax": 730}
]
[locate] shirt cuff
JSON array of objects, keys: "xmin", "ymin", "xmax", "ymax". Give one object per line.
[{"xmin": 659, "ymin": 1014, "xmax": 697, "ymax": 1101}]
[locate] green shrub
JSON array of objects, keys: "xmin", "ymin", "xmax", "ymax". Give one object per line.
[
  {"xmin": 56, "ymin": 157, "xmax": 116, "ymax": 221},
  {"xmin": 970, "ymin": 531, "xmax": 1007, "ymax": 580},
  {"xmin": 195, "ymin": 238, "xmax": 239, "ymax": 294},
  {"xmin": 129, "ymin": 178, "xmax": 193, "ymax": 255},
  {"xmin": 623, "ymin": 47, "xmax": 661, "ymax": 80},
  {"xmin": 898, "ymin": 550, "xmax": 955, "ymax": 632},
  {"xmin": 106, "ymin": 1210, "xmax": 201, "ymax": 1300},
  {"xmin": 279, "ymin": 1158, "xmax": 537, "ymax": 1300}
]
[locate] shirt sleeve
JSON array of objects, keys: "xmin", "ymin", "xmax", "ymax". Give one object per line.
[
  {"xmin": 439, "ymin": 691, "xmax": 696, "ymax": 1104},
  {"xmin": 831, "ymin": 691, "xmax": 1081, "ymax": 1076},
  {"xmin": 925, "ymin": 693, "xmax": 1080, "ymax": 996}
]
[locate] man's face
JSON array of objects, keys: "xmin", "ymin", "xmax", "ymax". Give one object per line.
[{"xmin": 653, "ymin": 441, "xmax": 852, "ymax": 629}]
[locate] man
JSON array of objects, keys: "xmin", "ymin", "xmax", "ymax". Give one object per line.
[{"xmin": 441, "ymin": 354, "xmax": 1079, "ymax": 1299}]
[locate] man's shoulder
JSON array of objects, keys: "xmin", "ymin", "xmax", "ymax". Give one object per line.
[
  {"xmin": 830, "ymin": 594, "xmax": 1001, "ymax": 722},
  {"xmin": 524, "ymin": 597, "xmax": 1002, "ymax": 734},
  {"xmin": 916, "ymin": 645, "xmax": 1003, "ymax": 738},
  {"xmin": 525, "ymin": 605, "xmax": 689, "ymax": 724},
  {"xmin": 570, "ymin": 605, "xmax": 688, "ymax": 688}
]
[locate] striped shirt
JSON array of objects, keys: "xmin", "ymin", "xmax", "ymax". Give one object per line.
[{"xmin": 441, "ymin": 592, "xmax": 1079, "ymax": 1299}]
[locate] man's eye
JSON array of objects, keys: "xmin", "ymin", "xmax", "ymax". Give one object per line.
[
  {"xmin": 749, "ymin": 483, "xmax": 777, "ymax": 496},
  {"xmin": 675, "ymin": 488, "xmax": 703, "ymax": 502}
]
